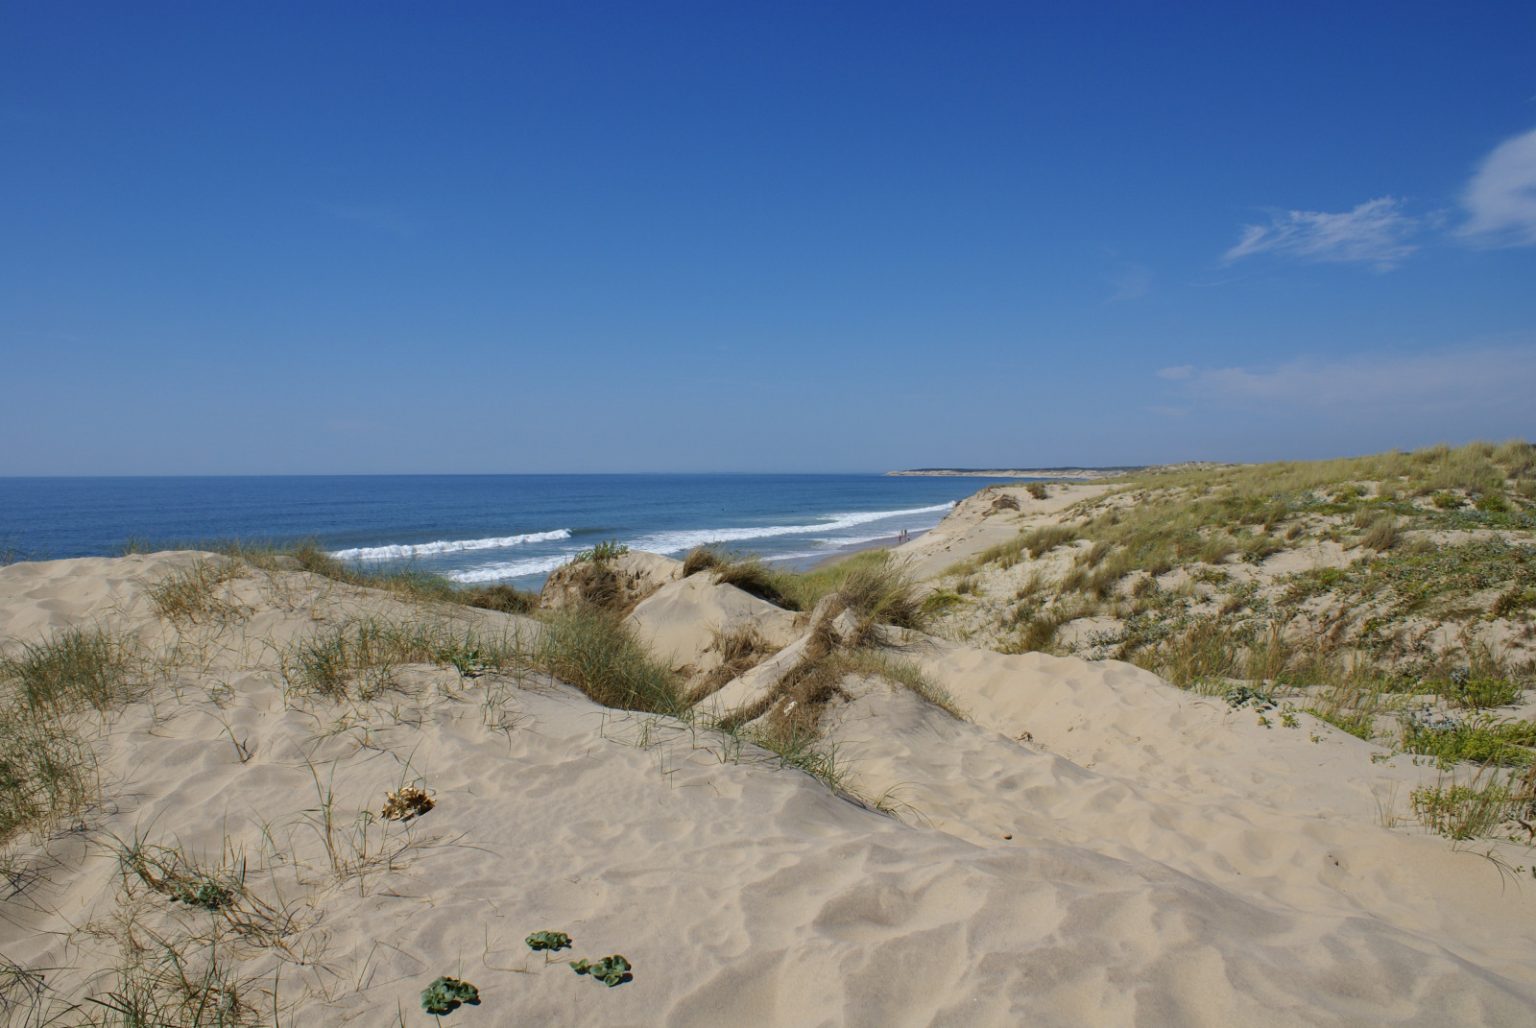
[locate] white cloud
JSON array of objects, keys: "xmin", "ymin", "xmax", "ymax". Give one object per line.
[
  {"xmin": 1223, "ymin": 197, "xmax": 1421, "ymax": 270},
  {"xmin": 1156, "ymin": 365, "xmax": 1194, "ymax": 380},
  {"xmin": 1163, "ymin": 345, "xmax": 1536, "ymax": 413},
  {"xmin": 1459, "ymin": 126, "xmax": 1536, "ymax": 247}
]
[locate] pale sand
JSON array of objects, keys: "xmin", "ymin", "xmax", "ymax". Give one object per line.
[{"xmin": 3, "ymin": 546, "xmax": 1536, "ymax": 1023}]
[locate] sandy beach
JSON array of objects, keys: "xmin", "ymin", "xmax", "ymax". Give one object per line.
[{"xmin": 4, "ymin": 450, "xmax": 1535, "ymax": 1024}]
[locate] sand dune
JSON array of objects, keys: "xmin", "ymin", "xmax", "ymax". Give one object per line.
[{"xmin": 2, "ymin": 546, "xmax": 1535, "ymax": 1024}]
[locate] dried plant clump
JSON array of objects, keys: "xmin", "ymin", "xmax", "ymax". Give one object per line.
[
  {"xmin": 989, "ymin": 494, "xmax": 1021, "ymax": 513},
  {"xmin": 688, "ymin": 624, "xmax": 776, "ymax": 703},
  {"xmin": 381, "ymin": 785, "xmax": 434, "ymax": 822}
]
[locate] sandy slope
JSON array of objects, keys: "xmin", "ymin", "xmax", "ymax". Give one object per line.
[
  {"xmin": 896, "ymin": 482, "xmax": 1111, "ymax": 581},
  {"xmin": 3, "ymin": 551, "xmax": 1536, "ymax": 1024}
]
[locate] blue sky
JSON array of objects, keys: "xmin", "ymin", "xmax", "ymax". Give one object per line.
[{"xmin": 3, "ymin": 2, "xmax": 1534, "ymax": 474}]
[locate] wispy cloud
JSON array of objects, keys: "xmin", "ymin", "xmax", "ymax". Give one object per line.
[
  {"xmin": 1107, "ymin": 262, "xmax": 1152, "ymax": 302},
  {"xmin": 1161, "ymin": 345, "xmax": 1536, "ymax": 413},
  {"xmin": 1221, "ymin": 127, "xmax": 1536, "ymax": 268},
  {"xmin": 1223, "ymin": 197, "xmax": 1421, "ymax": 270},
  {"xmin": 1459, "ymin": 126, "xmax": 1536, "ymax": 247}
]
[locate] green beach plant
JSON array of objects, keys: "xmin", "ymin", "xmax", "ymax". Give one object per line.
[
  {"xmin": 570, "ymin": 955, "xmax": 632, "ymax": 987},
  {"xmin": 526, "ymin": 930, "xmax": 573, "ymax": 952},
  {"xmin": 421, "ymin": 977, "xmax": 480, "ymax": 1016}
]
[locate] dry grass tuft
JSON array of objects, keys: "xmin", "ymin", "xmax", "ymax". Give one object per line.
[
  {"xmin": 455, "ymin": 584, "xmax": 539, "ymax": 614},
  {"xmin": 682, "ymin": 546, "xmax": 725, "ymax": 577},
  {"xmin": 148, "ymin": 558, "xmax": 248, "ymax": 624},
  {"xmin": 1359, "ymin": 513, "xmax": 1400, "ymax": 552},
  {"xmin": 688, "ymin": 624, "xmax": 776, "ymax": 703}
]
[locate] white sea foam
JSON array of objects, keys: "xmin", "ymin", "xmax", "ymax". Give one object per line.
[
  {"xmin": 448, "ymin": 554, "xmax": 574, "ymax": 583},
  {"xmin": 626, "ymin": 502, "xmax": 954, "ymax": 555},
  {"xmin": 813, "ymin": 531, "xmax": 905, "ymax": 548},
  {"xmin": 331, "ymin": 529, "xmax": 571, "ymax": 562},
  {"xmin": 442, "ymin": 502, "xmax": 955, "ymax": 583}
]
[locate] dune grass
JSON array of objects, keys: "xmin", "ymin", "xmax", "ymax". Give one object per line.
[
  {"xmin": 773, "ymin": 551, "xmax": 930, "ymax": 630},
  {"xmin": 682, "ymin": 547, "xmax": 798, "ymax": 608},
  {"xmin": 950, "ymin": 524, "xmax": 1081, "ymax": 577},
  {"xmin": 737, "ymin": 722, "xmax": 850, "ymax": 793},
  {"xmin": 2, "ymin": 628, "xmax": 140, "ymax": 715},
  {"xmin": 1401, "ymin": 716, "xmax": 1536, "ymax": 769},
  {"xmin": 0, "ymin": 714, "xmax": 95, "ymax": 845},
  {"xmin": 148, "ymin": 558, "xmax": 248, "ymax": 624},
  {"xmin": 281, "ymin": 618, "xmax": 519, "ymax": 701},
  {"xmin": 967, "ymin": 442, "xmax": 1536, "ymax": 615},
  {"xmin": 454, "ymin": 583, "xmax": 540, "ymax": 614},
  {"xmin": 834, "ymin": 648, "xmax": 963, "ymax": 719},
  {"xmin": 683, "ymin": 547, "xmax": 930, "ymax": 633},
  {"xmin": 534, "ymin": 606, "xmax": 685, "ymax": 715},
  {"xmin": 1412, "ymin": 766, "xmax": 1536, "ymax": 842},
  {"xmin": 0, "ymin": 629, "xmax": 145, "ymax": 845},
  {"xmin": 133, "ymin": 539, "xmax": 541, "ymax": 616},
  {"xmin": 681, "ymin": 546, "xmax": 725, "ymax": 577}
]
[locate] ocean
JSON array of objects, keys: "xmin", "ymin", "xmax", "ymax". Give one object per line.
[{"xmin": 0, "ymin": 474, "xmax": 1020, "ymax": 589}]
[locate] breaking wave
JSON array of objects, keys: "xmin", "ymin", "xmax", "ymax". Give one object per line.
[
  {"xmin": 626, "ymin": 502, "xmax": 953, "ymax": 555},
  {"xmin": 448, "ymin": 554, "xmax": 573, "ymax": 583},
  {"xmin": 331, "ymin": 529, "xmax": 572, "ymax": 562}
]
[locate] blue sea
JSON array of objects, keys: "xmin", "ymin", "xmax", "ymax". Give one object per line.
[{"xmin": 0, "ymin": 475, "xmax": 1022, "ymax": 589}]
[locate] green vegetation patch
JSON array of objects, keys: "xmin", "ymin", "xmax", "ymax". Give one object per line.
[
  {"xmin": 526, "ymin": 930, "xmax": 573, "ymax": 952},
  {"xmin": 1401, "ymin": 715, "xmax": 1536, "ymax": 768},
  {"xmin": 281, "ymin": 618, "xmax": 515, "ymax": 701},
  {"xmin": 1412, "ymin": 780, "xmax": 1529, "ymax": 841},
  {"xmin": 1287, "ymin": 540, "xmax": 1536, "ymax": 621},
  {"xmin": 572, "ymin": 540, "xmax": 628, "ymax": 564},
  {"xmin": 571, "ymin": 955, "xmax": 632, "ymax": 987},
  {"xmin": 421, "ymin": 976, "xmax": 480, "ymax": 1015},
  {"xmin": 536, "ymin": 606, "xmax": 685, "ymax": 714}
]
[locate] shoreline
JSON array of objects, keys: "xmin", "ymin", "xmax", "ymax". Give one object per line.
[{"xmin": 794, "ymin": 528, "xmax": 932, "ymax": 571}]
